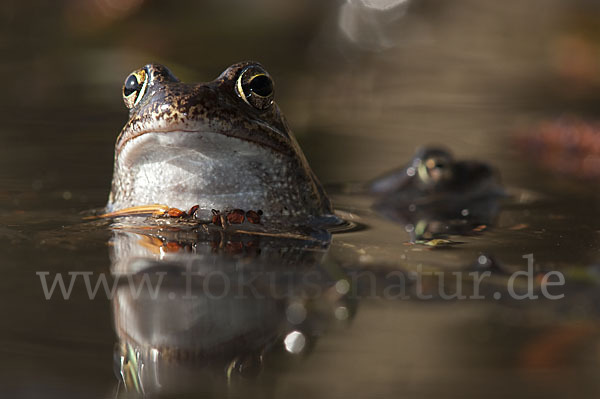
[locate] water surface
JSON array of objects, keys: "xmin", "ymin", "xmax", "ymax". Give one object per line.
[{"xmin": 2, "ymin": 0, "xmax": 600, "ymax": 397}]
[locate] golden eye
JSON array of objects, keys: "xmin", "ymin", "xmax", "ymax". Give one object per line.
[
  {"xmin": 419, "ymin": 156, "xmax": 451, "ymax": 183},
  {"xmin": 122, "ymin": 68, "xmax": 148, "ymax": 109},
  {"xmin": 235, "ymin": 66, "xmax": 274, "ymax": 110},
  {"xmin": 425, "ymin": 158, "xmax": 437, "ymax": 169}
]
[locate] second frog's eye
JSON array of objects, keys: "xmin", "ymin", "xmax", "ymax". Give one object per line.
[
  {"xmin": 122, "ymin": 68, "xmax": 149, "ymax": 109},
  {"xmin": 418, "ymin": 155, "xmax": 452, "ymax": 184},
  {"xmin": 235, "ymin": 66, "xmax": 274, "ymax": 110}
]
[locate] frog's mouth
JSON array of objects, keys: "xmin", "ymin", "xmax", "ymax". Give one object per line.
[
  {"xmin": 116, "ymin": 122, "xmax": 295, "ymax": 158},
  {"xmin": 117, "ymin": 129, "xmax": 281, "ymax": 166}
]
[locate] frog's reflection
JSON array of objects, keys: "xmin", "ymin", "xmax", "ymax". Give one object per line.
[
  {"xmin": 109, "ymin": 225, "xmax": 355, "ymax": 397},
  {"xmin": 369, "ymin": 146, "xmax": 505, "ymax": 240},
  {"xmin": 374, "ymin": 193, "xmax": 502, "ymax": 241}
]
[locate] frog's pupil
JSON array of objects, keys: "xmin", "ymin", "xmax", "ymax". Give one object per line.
[
  {"xmin": 124, "ymin": 75, "xmax": 140, "ymax": 97},
  {"xmin": 247, "ymin": 75, "xmax": 272, "ymax": 97}
]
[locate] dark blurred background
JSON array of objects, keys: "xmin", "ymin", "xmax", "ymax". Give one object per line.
[{"xmin": 3, "ymin": 1, "xmax": 600, "ymax": 398}]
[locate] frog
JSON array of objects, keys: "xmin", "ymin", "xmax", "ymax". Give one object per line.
[
  {"xmin": 368, "ymin": 146, "xmax": 504, "ymax": 240},
  {"xmin": 368, "ymin": 146, "xmax": 503, "ymax": 201},
  {"xmin": 106, "ymin": 62, "xmax": 333, "ymax": 226}
]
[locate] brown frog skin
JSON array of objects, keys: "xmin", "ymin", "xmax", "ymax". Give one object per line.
[{"xmin": 107, "ymin": 62, "xmax": 333, "ymax": 225}]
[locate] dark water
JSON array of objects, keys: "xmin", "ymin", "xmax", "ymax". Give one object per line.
[{"xmin": 3, "ymin": 0, "xmax": 600, "ymax": 397}]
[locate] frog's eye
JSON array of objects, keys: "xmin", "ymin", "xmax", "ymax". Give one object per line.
[
  {"xmin": 122, "ymin": 69, "xmax": 148, "ymax": 109},
  {"xmin": 418, "ymin": 156, "xmax": 452, "ymax": 184},
  {"xmin": 235, "ymin": 67, "xmax": 274, "ymax": 110},
  {"xmin": 426, "ymin": 157, "xmax": 448, "ymax": 171}
]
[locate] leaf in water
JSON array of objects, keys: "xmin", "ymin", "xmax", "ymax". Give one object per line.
[{"xmin": 419, "ymin": 239, "xmax": 459, "ymax": 247}]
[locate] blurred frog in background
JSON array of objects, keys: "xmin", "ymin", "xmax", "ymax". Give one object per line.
[{"xmin": 368, "ymin": 146, "xmax": 505, "ymax": 241}]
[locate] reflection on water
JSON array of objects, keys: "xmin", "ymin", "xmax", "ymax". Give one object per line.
[
  {"xmin": 109, "ymin": 223, "xmax": 354, "ymax": 397},
  {"xmin": 104, "ymin": 212, "xmax": 600, "ymax": 398},
  {"xmin": 3, "ymin": 0, "xmax": 600, "ymax": 398}
]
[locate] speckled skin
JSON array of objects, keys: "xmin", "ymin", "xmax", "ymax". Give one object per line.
[{"xmin": 107, "ymin": 62, "xmax": 333, "ymax": 224}]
